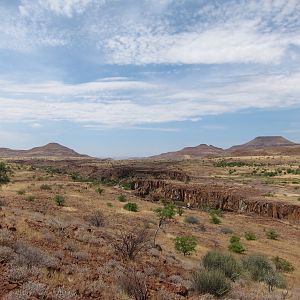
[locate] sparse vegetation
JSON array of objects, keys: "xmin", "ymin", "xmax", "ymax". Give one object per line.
[
  {"xmin": 86, "ymin": 211, "xmax": 105, "ymax": 227},
  {"xmin": 55, "ymin": 194, "xmax": 65, "ymax": 206},
  {"xmin": 124, "ymin": 202, "xmax": 138, "ymax": 212},
  {"xmin": 117, "ymin": 194, "xmax": 127, "ymax": 202},
  {"xmin": 111, "ymin": 227, "xmax": 150, "ymax": 260},
  {"xmin": 17, "ymin": 189, "xmax": 26, "ymax": 195},
  {"xmin": 210, "ymin": 213, "xmax": 221, "ymax": 224},
  {"xmin": 202, "ymin": 251, "xmax": 242, "ymax": 281},
  {"xmin": 25, "ymin": 195, "xmax": 35, "ymax": 202},
  {"xmin": 192, "ymin": 268, "xmax": 231, "ymax": 296},
  {"xmin": 153, "ymin": 203, "xmax": 177, "ymax": 246},
  {"xmin": 266, "ymin": 229, "xmax": 279, "ymax": 240},
  {"xmin": 0, "ymin": 162, "xmax": 11, "ymax": 185},
  {"xmin": 118, "ymin": 268, "xmax": 149, "ymax": 300},
  {"xmin": 184, "ymin": 215, "xmax": 199, "ymax": 224},
  {"xmin": 174, "ymin": 236, "xmax": 197, "ymax": 256},
  {"xmin": 272, "ymin": 256, "xmax": 295, "ymax": 272},
  {"xmin": 245, "ymin": 231, "xmax": 257, "ymax": 240},
  {"xmin": 96, "ymin": 187, "xmax": 104, "ymax": 195},
  {"xmin": 40, "ymin": 184, "xmax": 52, "ymax": 191},
  {"xmin": 228, "ymin": 236, "xmax": 245, "ymax": 253}
]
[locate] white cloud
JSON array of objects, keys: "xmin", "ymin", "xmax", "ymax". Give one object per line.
[{"xmin": 0, "ymin": 72, "xmax": 300, "ymax": 127}]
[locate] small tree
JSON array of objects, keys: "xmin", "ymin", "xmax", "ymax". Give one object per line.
[
  {"xmin": 174, "ymin": 236, "xmax": 197, "ymax": 256},
  {"xmin": 153, "ymin": 203, "xmax": 177, "ymax": 246},
  {"xmin": 0, "ymin": 162, "xmax": 12, "ymax": 186}
]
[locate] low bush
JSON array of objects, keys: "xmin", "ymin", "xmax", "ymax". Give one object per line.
[
  {"xmin": 55, "ymin": 194, "xmax": 65, "ymax": 206},
  {"xmin": 17, "ymin": 189, "xmax": 26, "ymax": 195},
  {"xmin": 210, "ymin": 214, "xmax": 221, "ymax": 224},
  {"xmin": 174, "ymin": 236, "xmax": 197, "ymax": 256},
  {"xmin": 242, "ymin": 255, "xmax": 273, "ymax": 281},
  {"xmin": 266, "ymin": 229, "xmax": 279, "ymax": 240},
  {"xmin": 40, "ymin": 184, "xmax": 52, "ymax": 191},
  {"xmin": 184, "ymin": 215, "xmax": 199, "ymax": 224},
  {"xmin": 96, "ymin": 187, "xmax": 104, "ymax": 195},
  {"xmin": 272, "ymin": 256, "xmax": 295, "ymax": 272},
  {"xmin": 124, "ymin": 202, "xmax": 138, "ymax": 212},
  {"xmin": 118, "ymin": 268, "xmax": 149, "ymax": 300},
  {"xmin": 202, "ymin": 251, "xmax": 241, "ymax": 281},
  {"xmin": 112, "ymin": 227, "xmax": 150, "ymax": 260},
  {"xmin": 118, "ymin": 194, "xmax": 127, "ymax": 202},
  {"xmin": 192, "ymin": 268, "xmax": 231, "ymax": 296},
  {"xmin": 86, "ymin": 211, "xmax": 105, "ymax": 227},
  {"xmin": 25, "ymin": 195, "xmax": 35, "ymax": 202},
  {"xmin": 228, "ymin": 236, "xmax": 245, "ymax": 254},
  {"xmin": 244, "ymin": 231, "xmax": 257, "ymax": 241}
]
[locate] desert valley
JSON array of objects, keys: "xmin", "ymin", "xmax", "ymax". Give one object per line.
[{"xmin": 0, "ymin": 136, "xmax": 299, "ymax": 299}]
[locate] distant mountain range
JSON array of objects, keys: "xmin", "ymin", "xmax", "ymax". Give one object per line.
[
  {"xmin": 1, "ymin": 136, "xmax": 300, "ymax": 160},
  {"xmin": 150, "ymin": 136, "xmax": 300, "ymax": 159},
  {"xmin": 0, "ymin": 143, "xmax": 86, "ymax": 158}
]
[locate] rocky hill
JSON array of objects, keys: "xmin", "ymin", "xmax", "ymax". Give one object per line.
[
  {"xmin": 0, "ymin": 143, "xmax": 87, "ymax": 158},
  {"xmin": 150, "ymin": 144, "xmax": 224, "ymax": 160},
  {"xmin": 150, "ymin": 136, "xmax": 300, "ymax": 159}
]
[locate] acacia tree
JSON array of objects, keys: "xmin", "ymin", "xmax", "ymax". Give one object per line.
[
  {"xmin": 153, "ymin": 203, "xmax": 177, "ymax": 246},
  {"xmin": 0, "ymin": 162, "xmax": 11, "ymax": 186}
]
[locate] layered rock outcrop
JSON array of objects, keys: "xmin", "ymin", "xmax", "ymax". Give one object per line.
[{"xmin": 134, "ymin": 180, "xmax": 300, "ymax": 223}]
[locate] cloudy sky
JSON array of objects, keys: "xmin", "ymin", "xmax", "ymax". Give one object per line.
[{"xmin": 1, "ymin": 0, "xmax": 300, "ymax": 157}]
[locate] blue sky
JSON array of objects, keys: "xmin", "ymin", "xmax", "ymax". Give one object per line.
[{"xmin": 1, "ymin": 0, "xmax": 300, "ymax": 157}]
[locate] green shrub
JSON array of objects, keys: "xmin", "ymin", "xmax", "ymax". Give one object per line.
[
  {"xmin": 210, "ymin": 208, "xmax": 223, "ymax": 217},
  {"xmin": 184, "ymin": 216, "xmax": 199, "ymax": 224},
  {"xmin": 242, "ymin": 255, "xmax": 273, "ymax": 281},
  {"xmin": 230, "ymin": 236, "xmax": 240, "ymax": 243},
  {"xmin": 210, "ymin": 214, "xmax": 221, "ymax": 224},
  {"xmin": 266, "ymin": 229, "xmax": 279, "ymax": 240},
  {"xmin": 228, "ymin": 236, "xmax": 245, "ymax": 254},
  {"xmin": 124, "ymin": 202, "xmax": 138, "ymax": 212},
  {"xmin": 55, "ymin": 194, "xmax": 65, "ymax": 206},
  {"xmin": 17, "ymin": 189, "xmax": 26, "ymax": 195},
  {"xmin": 244, "ymin": 231, "xmax": 257, "ymax": 241},
  {"xmin": 272, "ymin": 256, "xmax": 295, "ymax": 272},
  {"xmin": 202, "ymin": 251, "xmax": 241, "ymax": 281},
  {"xmin": 297, "ymin": 197, "xmax": 300, "ymax": 201},
  {"xmin": 107, "ymin": 202, "xmax": 113, "ymax": 207},
  {"xmin": 192, "ymin": 269, "xmax": 231, "ymax": 296},
  {"xmin": 174, "ymin": 236, "xmax": 197, "ymax": 256},
  {"xmin": 0, "ymin": 162, "xmax": 11, "ymax": 185},
  {"xmin": 25, "ymin": 195, "xmax": 35, "ymax": 202},
  {"xmin": 118, "ymin": 194, "xmax": 127, "ymax": 202},
  {"xmin": 96, "ymin": 187, "xmax": 104, "ymax": 195},
  {"xmin": 40, "ymin": 184, "xmax": 52, "ymax": 191},
  {"xmin": 228, "ymin": 242, "xmax": 245, "ymax": 254}
]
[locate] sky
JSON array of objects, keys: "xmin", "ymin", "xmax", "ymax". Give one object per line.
[{"xmin": 0, "ymin": 0, "xmax": 300, "ymax": 158}]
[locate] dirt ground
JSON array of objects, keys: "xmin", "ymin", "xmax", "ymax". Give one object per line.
[{"xmin": 0, "ymin": 157, "xmax": 299, "ymax": 299}]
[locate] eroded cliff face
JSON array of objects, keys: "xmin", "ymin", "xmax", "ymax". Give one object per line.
[{"xmin": 134, "ymin": 180, "xmax": 300, "ymax": 223}]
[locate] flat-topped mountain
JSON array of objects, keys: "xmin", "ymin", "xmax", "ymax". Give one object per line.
[
  {"xmin": 151, "ymin": 144, "xmax": 224, "ymax": 160},
  {"xmin": 227, "ymin": 136, "xmax": 298, "ymax": 151},
  {"xmin": 0, "ymin": 143, "xmax": 87, "ymax": 158}
]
